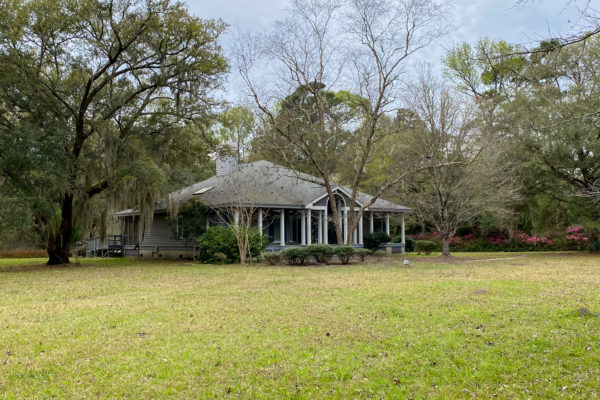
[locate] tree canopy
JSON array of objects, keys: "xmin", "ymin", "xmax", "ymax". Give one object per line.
[{"xmin": 0, "ymin": 0, "xmax": 227, "ymax": 264}]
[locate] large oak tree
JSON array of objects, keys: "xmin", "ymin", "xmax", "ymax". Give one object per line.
[{"xmin": 0, "ymin": 0, "xmax": 227, "ymax": 264}]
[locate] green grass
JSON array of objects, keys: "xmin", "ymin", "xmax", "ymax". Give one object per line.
[{"xmin": 1, "ymin": 253, "xmax": 599, "ymax": 399}]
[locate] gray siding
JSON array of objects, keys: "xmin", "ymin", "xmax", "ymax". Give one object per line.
[
  {"xmin": 138, "ymin": 215, "xmax": 195, "ymax": 250},
  {"xmin": 314, "ymin": 197, "xmax": 328, "ymax": 207}
]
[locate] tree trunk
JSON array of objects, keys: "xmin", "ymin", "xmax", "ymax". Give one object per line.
[
  {"xmin": 47, "ymin": 194, "xmax": 74, "ymax": 265},
  {"xmin": 441, "ymin": 236, "xmax": 451, "ymax": 257}
]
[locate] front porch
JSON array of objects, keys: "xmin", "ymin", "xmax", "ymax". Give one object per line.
[{"xmin": 256, "ymin": 207, "xmax": 406, "ymax": 253}]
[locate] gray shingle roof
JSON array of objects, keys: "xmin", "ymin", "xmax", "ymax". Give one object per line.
[{"xmin": 117, "ymin": 160, "xmax": 410, "ymax": 216}]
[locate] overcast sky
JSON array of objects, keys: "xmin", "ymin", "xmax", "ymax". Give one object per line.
[{"xmin": 183, "ymin": 0, "xmax": 583, "ymax": 102}]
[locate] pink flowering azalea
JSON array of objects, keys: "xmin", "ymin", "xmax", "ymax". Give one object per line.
[
  {"xmin": 448, "ymin": 237, "xmax": 462, "ymax": 244},
  {"xmin": 567, "ymin": 225, "xmax": 585, "ymax": 234}
]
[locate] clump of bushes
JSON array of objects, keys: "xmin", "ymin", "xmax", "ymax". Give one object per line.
[
  {"xmin": 355, "ymin": 248, "xmax": 371, "ymax": 261},
  {"xmin": 408, "ymin": 225, "xmax": 600, "ymax": 253},
  {"xmin": 404, "ymin": 236, "xmax": 415, "ymax": 252},
  {"xmin": 391, "ymin": 235, "xmax": 415, "ymax": 252},
  {"xmin": 263, "ymin": 251, "xmax": 282, "ymax": 265},
  {"xmin": 363, "ymin": 232, "xmax": 390, "ymax": 251},
  {"xmin": 197, "ymin": 226, "xmax": 267, "ymax": 264},
  {"xmin": 415, "ymin": 240, "xmax": 436, "ymax": 255},
  {"xmin": 374, "ymin": 250, "xmax": 385, "ymax": 261},
  {"xmin": 306, "ymin": 244, "xmax": 335, "ymax": 264},
  {"xmin": 335, "ymin": 246, "xmax": 355, "ymax": 264},
  {"xmin": 281, "ymin": 248, "xmax": 309, "ymax": 265}
]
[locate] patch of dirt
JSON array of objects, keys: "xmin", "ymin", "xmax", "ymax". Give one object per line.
[
  {"xmin": 568, "ymin": 307, "xmax": 598, "ymax": 317},
  {"xmin": 473, "ymin": 289, "xmax": 488, "ymax": 295}
]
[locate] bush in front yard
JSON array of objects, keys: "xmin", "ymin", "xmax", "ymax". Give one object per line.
[
  {"xmin": 197, "ymin": 226, "xmax": 267, "ymax": 264},
  {"xmin": 306, "ymin": 244, "xmax": 335, "ymax": 264},
  {"xmin": 415, "ymin": 240, "xmax": 436, "ymax": 255},
  {"xmin": 355, "ymin": 248, "xmax": 371, "ymax": 262},
  {"xmin": 281, "ymin": 248, "xmax": 309, "ymax": 265},
  {"xmin": 363, "ymin": 232, "xmax": 391, "ymax": 251},
  {"xmin": 263, "ymin": 251, "xmax": 282, "ymax": 265},
  {"xmin": 335, "ymin": 246, "xmax": 355, "ymax": 264}
]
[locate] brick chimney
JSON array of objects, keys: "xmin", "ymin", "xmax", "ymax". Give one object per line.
[{"xmin": 216, "ymin": 139, "xmax": 238, "ymax": 176}]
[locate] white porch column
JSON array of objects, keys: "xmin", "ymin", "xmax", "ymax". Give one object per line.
[
  {"xmin": 280, "ymin": 209, "xmax": 285, "ymax": 247},
  {"xmin": 343, "ymin": 208, "xmax": 348, "ymax": 245},
  {"xmin": 301, "ymin": 210, "xmax": 306, "ymax": 246},
  {"xmin": 358, "ymin": 214, "xmax": 363, "ymax": 245},
  {"xmin": 385, "ymin": 213, "xmax": 390, "ymax": 236},
  {"xmin": 307, "ymin": 209, "xmax": 312, "ymax": 245},
  {"xmin": 323, "ymin": 208, "xmax": 328, "ymax": 244},
  {"xmin": 234, "ymin": 210, "xmax": 239, "ymax": 226},
  {"xmin": 258, "ymin": 208, "xmax": 263, "ymax": 235},
  {"xmin": 401, "ymin": 213, "xmax": 406, "ymax": 254},
  {"xmin": 370, "ymin": 212, "xmax": 374, "ymax": 233},
  {"xmin": 318, "ymin": 211, "xmax": 323, "ymax": 244}
]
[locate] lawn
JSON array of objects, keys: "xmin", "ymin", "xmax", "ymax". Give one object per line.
[{"xmin": 0, "ymin": 253, "xmax": 599, "ymax": 399}]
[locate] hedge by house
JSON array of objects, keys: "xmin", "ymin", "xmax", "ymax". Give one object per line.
[
  {"xmin": 363, "ymin": 232, "xmax": 390, "ymax": 251},
  {"xmin": 281, "ymin": 248, "xmax": 309, "ymax": 265},
  {"xmin": 197, "ymin": 226, "xmax": 267, "ymax": 264},
  {"xmin": 334, "ymin": 246, "xmax": 355, "ymax": 264},
  {"xmin": 306, "ymin": 244, "xmax": 335, "ymax": 264}
]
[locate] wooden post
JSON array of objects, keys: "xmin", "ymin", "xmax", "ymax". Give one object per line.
[
  {"xmin": 318, "ymin": 211, "xmax": 323, "ymax": 244},
  {"xmin": 343, "ymin": 208, "xmax": 348, "ymax": 245},
  {"xmin": 401, "ymin": 213, "xmax": 405, "ymax": 254},
  {"xmin": 258, "ymin": 208, "xmax": 263, "ymax": 235},
  {"xmin": 307, "ymin": 209, "xmax": 312, "ymax": 245},
  {"xmin": 323, "ymin": 208, "xmax": 328, "ymax": 244},
  {"xmin": 385, "ymin": 213, "xmax": 390, "ymax": 236},
  {"xmin": 301, "ymin": 210, "xmax": 306, "ymax": 246},
  {"xmin": 358, "ymin": 214, "xmax": 363, "ymax": 245},
  {"xmin": 280, "ymin": 209, "xmax": 285, "ymax": 247}
]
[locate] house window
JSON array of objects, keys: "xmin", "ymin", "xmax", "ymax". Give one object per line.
[{"xmin": 373, "ymin": 217, "xmax": 386, "ymax": 233}]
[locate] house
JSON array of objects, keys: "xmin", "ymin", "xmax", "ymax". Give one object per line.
[{"xmin": 116, "ymin": 155, "xmax": 411, "ymax": 259}]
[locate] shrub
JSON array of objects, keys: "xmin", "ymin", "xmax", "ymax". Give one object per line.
[
  {"xmin": 355, "ymin": 248, "xmax": 371, "ymax": 262},
  {"xmin": 374, "ymin": 250, "xmax": 385, "ymax": 261},
  {"xmin": 281, "ymin": 248, "xmax": 309, "ymax": 265},
  {"xmin": 363, "ymin": 232, "xmax": 391, "ymax": 251},
  {"xmin": 197, "ymin": 226, "xmax": 267, "ymax": 264},
  {"xmin": 405, "ymin": 236, "xmax": 415, "ymax": 252},
  {"xmin": 214, "ymin": 252, "xmax": 228, "ymax": 263},
  {"xmin": 390, "ymin": 235, "xmax": 415, "ymax": 252},
  {"xmin": 263, "ymin": 251, "xmax": 282, "ymax": 265},
  {"xmin": 589, "ymin": 240, "xmax": 600, "ymax": 253},
  {"xmin": 335, "ymin": 246, "xmax": 355, "ymax": 264},
  {"xmin": 306, "ymin": 244, "xmax": 335, "ymax": 264},
  {"xmin": 415, "ymin": 240, "xmax": 436, "ymax": 255}
]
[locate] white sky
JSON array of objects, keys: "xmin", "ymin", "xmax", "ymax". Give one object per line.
[{"xmin": 183, "ymin": 0, "xmax": 584, "ymax": 102}]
